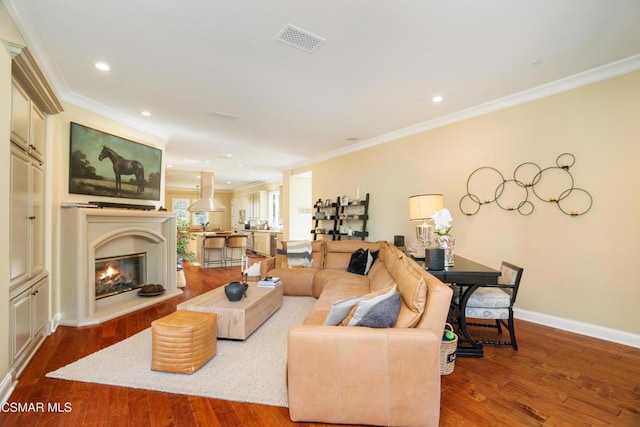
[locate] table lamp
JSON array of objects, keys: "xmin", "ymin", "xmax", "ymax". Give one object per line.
[{"xmin": 408, "ymin": 194, "xmax": 444, "ymax": 256}]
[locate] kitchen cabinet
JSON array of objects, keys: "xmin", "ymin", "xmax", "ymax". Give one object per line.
[
  {"xmin": 246, "ymin": 191, "xmax": 268, "ymax": 221},
  {"xmin": 253, "ymin": 232, "xmax": 269, "ymax": 256},
  {"xmin": 10, "ymin": 276, "xmax": 48, "ymax": 377}
]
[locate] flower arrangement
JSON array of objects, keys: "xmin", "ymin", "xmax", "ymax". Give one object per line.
[{"xmin": 433, "ymin": 208, "xmax": 453, "ymax": 235}]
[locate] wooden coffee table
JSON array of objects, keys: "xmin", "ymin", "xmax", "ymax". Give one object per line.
[{"xmin": 177, "ymin": 283, "xmax": 283, "ymax": 340}]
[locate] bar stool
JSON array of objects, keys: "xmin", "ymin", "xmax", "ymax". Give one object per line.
[
  {"xmin": 202, "ymin": 236, "xmax": 226, "ymax": 268},
  {"xmin": 225, "ymin": 236, "xmax": 247, "ymax": 268}
]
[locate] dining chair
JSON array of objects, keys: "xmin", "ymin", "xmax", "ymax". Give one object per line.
[
  {"xmin": 202, "ymin": 236, "xmax": 227, "ymax": 268},
  {"xmin": 463, "ymin": 261, "xmax": 524, "ymax": 350}
]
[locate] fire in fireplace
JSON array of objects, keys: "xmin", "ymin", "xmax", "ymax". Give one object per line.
[{"xmin": 95, "ymin": 252, "xmax": 147, "ymax": 300}]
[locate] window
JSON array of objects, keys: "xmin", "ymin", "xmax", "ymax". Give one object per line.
[
  {"xmin": 172, "ymin": 198, "xmax": 209, "ymax": 227},
  {"xmin": 268, "ymin": 190, "xmax": 281, "ymax": 228}
]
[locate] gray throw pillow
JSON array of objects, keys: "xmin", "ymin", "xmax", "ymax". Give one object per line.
[{"xmin": 355, "ymin": 292, "xmax": 401, "ymax": 328}]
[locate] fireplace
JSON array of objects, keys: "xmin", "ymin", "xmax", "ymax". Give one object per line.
[
  {"xmin": 59, "ymin": 208, "xmax": 181, "ymax": 327},
  {"xmin": 95, "ymin": 252, "xmax": 147, "ymax": 300}
]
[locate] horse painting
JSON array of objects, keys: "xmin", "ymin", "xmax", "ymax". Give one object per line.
[{"xmin": 98, "ymin": 146, "xmax": 145, "ymax": 194}]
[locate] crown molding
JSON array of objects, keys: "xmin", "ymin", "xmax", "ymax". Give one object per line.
[
  {"xmin": 12, "ymin": 47, "xmax": 63, "ymax": 114},
  {"xmin": 62, "ymin": 91, "xmax": 171, "ymax": 141},
  {"xmin": 312, "ymin": 54, "xmax": 640, "ymax": 165}
]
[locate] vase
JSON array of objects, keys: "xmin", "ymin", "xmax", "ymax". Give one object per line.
[
  {"xmin": 436, "ymin": 234, "xmax": 455, "ymax": 266},
  {"xmin": 224, "ymin": 281, "xmax": 248, "ymax": 302}
]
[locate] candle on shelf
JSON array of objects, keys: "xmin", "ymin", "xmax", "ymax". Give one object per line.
[{"xmin": 356, "ymin": 186, "xmax": 360, "ymax": 200}]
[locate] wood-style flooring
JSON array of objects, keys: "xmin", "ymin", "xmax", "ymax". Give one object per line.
[{"xmin": 2, "ymin": 260, "xmax": 639, "ymax": 426}]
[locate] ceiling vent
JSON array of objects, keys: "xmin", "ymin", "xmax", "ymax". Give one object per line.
[{"xmin": 275, "ymin": 24, "xmax": 325, "ymax": 53}]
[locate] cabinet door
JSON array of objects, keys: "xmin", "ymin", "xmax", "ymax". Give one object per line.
[
  {"xmin": 30, "ymin": 162, "xmax": 45, "ymax": 277},
  {"xmin": 253, "ymin": 233, "xmax": 267, "ymax": 255},
  {"xmin": 30, "ymin": 104, "xmax": 46, "ymax": 162},
  {"xmin": 11, "ymin": 149, "xmax": 30, "ymax": 286},
  {"xmin": 11, "ymin": 82, "xmax": 30, "ymax": 148},
  {"xmin": 11, "ymin": 288, "xmax": 33, "ymax": 364},
  {"xmin": 32, "ymin": 278, "xmax": 49, "ymax": 336}
]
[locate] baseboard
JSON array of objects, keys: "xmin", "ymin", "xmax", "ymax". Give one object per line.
[
  {"xmin": 0, "ymin": 372, "xmax": 16, "ymax": 405},
  {"xmin": 49, "ymin": 312, "xmax": 61, "ymax": 334},
  {"xmin": 515, "ymin": 308, "xmax": 640, "ymax": 349}
]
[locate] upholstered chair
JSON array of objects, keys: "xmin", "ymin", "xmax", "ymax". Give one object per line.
[{"xmin": 463, "ymin": 261, "xmax": 524, "ymax": 350}]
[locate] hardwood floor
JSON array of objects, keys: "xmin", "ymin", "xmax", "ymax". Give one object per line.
[{"xmin": 2, "ymin": 261, "xmax": 639, "ymax": 426}]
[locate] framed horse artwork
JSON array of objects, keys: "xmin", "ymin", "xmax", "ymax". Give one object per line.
[{"xmin": 69, "ymin": 122, "xmax": 163, "ymax": 201}]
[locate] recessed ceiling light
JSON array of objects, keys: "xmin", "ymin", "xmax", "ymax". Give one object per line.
[
  {"xmin": 141, "ymin": 111, "xmax": 151, "ymax": 117},
  {"xmin": 225, "ymin": 153, "xmax": 233, "ymax": 158},
  {"xmin": 432, "ymin": 95, "xmax": 443, "ymax": 103},
  {"xmin": 167, "ymin": 164, "xmax": 173, "ymax": 168},
  {"xmin": 95, "ymin": 62, "xmax": 110, "ymax": 71},
  {"xmin": 226, "ymin": 181, "xmax": 232, "ymax": 185}
]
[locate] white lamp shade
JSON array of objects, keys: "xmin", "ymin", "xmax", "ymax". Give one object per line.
[{"xmin": 408, "ymin": 194, "xmax": 444, "ymax": 221}]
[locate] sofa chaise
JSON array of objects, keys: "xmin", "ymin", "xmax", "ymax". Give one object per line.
[{"xmin": 260, "ymin": 240, "xmax": 453, "ymax": 426}]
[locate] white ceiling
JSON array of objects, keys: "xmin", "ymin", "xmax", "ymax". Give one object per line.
[{"xmin": 5, "ymin": 1, "xmax": 640, "ymax": 191}]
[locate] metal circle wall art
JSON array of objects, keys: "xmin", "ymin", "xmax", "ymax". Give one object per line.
[{"xmin": 460, "ymin": 153, "xmax": 592, "ymax": 217}]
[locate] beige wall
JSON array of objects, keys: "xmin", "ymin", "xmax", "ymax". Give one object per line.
[{"xmin": 310, "ymin": 71, "xmax": 640, "ymax": 336}]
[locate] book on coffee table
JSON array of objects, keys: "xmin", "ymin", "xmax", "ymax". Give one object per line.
[{"xmin": 258, "ymin": 277, "xmax": 282, "ymax": 287}]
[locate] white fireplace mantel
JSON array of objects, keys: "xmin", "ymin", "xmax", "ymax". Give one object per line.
[{"xmin": 59, "ymin": 208, "xmax": 181, "ymax": 326}]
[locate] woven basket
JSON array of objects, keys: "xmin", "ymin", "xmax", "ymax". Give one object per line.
[{"xmin": 440, "ymin": 323, "xmax": 457, "ymax": 375}]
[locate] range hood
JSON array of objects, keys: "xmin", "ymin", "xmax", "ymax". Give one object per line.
[{"xmin": 188, "ymin": 172, "xmax": 227, "ymax": 212}]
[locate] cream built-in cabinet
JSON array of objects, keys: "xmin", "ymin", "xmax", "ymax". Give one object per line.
[
  {"xmin": 9, "ymin": 78, "xmax": 49, "ymax": 378},
  {"xmin": 10, "ymin": 145, "xmax": 44, "ymax": 286},
  {"xmin": 9, "ymin": 276, "xmax": 48, "ymax": 375}
]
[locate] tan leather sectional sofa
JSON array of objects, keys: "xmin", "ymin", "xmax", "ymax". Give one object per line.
[{"xmin": 260, "ymin": 240, "xmax": 453, "ymax": 426}]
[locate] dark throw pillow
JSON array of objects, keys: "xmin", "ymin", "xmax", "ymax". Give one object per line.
[
  {"xmin": 355, "ymin": 292, "xmax": 402, "ymax": 328},
  {"xmin": 347, "ymin": 248, "xmax": 368, "ymax": 275}
]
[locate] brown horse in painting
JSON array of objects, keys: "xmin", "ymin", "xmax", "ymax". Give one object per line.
[{"xmin": 98, "ymin": 146, "xmax": 145, "ymax": 194}]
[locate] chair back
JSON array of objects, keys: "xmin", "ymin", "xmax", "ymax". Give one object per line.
[
  {"xmin": 497, "ymin": 261, "xmax": 524, "ymax": 305},
  {"xmin": 203, "ymin": 236, "xmax": 226, "ymax": 249},
  {"xmin": 227, "ymin": 236, "xmax": 247, "ymax": 249}
]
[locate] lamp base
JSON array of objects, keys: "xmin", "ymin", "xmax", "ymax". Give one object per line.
[{"xmin": 407, "ymin": 241, "xmax": 430, "ymax": 259}]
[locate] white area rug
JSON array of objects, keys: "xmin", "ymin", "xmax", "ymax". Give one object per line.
[{"xmin": 47, "ymin": 296, "xmax": 315, "ymax": 407}]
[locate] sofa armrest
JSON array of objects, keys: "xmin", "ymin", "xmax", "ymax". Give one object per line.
[
  {"xmin": 260, "ymin": 257, "xmax": 275, "ymax": 277},
  {"xmin": 287, "ymin": 325, "xmax": 441, "ymax": 426}
]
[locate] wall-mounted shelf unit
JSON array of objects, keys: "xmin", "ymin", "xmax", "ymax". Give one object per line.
[{"xmin": 311, "ymin": 193, "xmax": 369, "ymax": 241}]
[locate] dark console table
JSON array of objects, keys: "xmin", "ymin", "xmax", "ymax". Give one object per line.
[{"xmin": 420, "ymin": 255, "xmax": 500, "ymax": 357}]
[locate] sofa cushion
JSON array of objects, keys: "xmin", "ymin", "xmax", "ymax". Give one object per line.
[
  {"xmin": 324, "ymin": 240, "xmax": 385, "ymax": 270},
  {"xmin": 368, "ymin": 260, "xmax": 395, "ymax": 292},
  {"xmin": 267, "ymin": 267, "xmax": 317, "ymax": 296},
  {"xmin": 313, "ymin": 269, "xmax": 370, "ymax": 298},
  {"xmin": 354, "ymin": 292, "xmax": 401, "ymax": 328},
  {"xmin": 386, "ymin": 253, "xmax": 427, "ymax": 328},
  {"xmin": 341, "ymin": 285, "xmax": 397, "ymax": 326}
]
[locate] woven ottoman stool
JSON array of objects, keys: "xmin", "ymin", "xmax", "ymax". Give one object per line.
[{"xmin": 151, "ymin": 310, "xmax": 217, "ymax": 374}]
